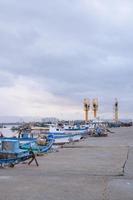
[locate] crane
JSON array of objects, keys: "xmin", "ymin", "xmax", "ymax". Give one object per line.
[
  {"xmin": 92, "ymin": 98, "xmax": 98, "ymax": 118},
  {"xmin": 83, "ymin": 98, "xmax": 90, "ymax": 122}
]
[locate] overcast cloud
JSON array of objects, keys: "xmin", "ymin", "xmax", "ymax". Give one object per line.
[{"xmin": 0, "ymin": 0, "xmax": 133, "ymax": 120}]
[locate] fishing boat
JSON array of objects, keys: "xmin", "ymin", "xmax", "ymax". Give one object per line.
[
  {"xmin": 20, "ymin": 136, "xmax": 54, "ymax": 154},
  {"xmin": 90, "ymin": 126, "xmax": 108, "ymax": 137},
  {"xmin": 30, "ymin": 124, "xmax": 88, "ymax": 136},
  {"xmin": 11, "ymin": 127, "xmax": 83, "ymax": 146},
  {"xmin": 48, "ymin": 133, "xmax": 83, "ymax": 145},
  {"xmin": 0, "ymin": 139, "xmax": 38, "ymax": 167},
  {"xmin": 62, "ymin": 125, "xmax": 89, "ymax": 135}
]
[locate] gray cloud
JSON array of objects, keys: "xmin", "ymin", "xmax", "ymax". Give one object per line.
[{"xmin": 0, "ymin": 0, "xmax": 133, "ymax": 118}]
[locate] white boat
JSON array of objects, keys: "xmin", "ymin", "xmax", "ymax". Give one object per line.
[
  {"xmin": 30, "ymin": 124, "xmax": 88, "ymax": 136},
  {"xmin": 63, "ymin": 125, "xmax": 88, "ymax": 135},
  {"xmin": 48, "ymin": 133, "xmax": 82, "ymax": 145}
]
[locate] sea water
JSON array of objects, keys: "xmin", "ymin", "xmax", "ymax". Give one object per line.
[{"xmin": 0, "ymin": 126, "xmax": 17, "ymax": 137}]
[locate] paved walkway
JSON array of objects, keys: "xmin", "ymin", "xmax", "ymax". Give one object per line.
[{"xmin": 0, "ymin": 127, "xmax": 133, "ymax": 200}]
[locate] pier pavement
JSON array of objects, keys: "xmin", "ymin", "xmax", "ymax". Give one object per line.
[{"xmin": 0, "ymin": 127, "xmax": 133, "ymax": 200}]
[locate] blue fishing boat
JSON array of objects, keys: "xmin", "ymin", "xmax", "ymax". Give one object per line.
[
  {"xmin": 0, "ymin": 139, "xmax": 39, "ymax": 167},
  {"xmin": 20, "ymin": 136, "xmax": 54, "ymax": 154},
  {"xmin": 16, "ymin": 129, "xmax": 83, "ymax": 146}
]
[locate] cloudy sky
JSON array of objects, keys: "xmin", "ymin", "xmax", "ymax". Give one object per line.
[{"xmin": 0, "ymin": 0, "xmax": 133, "ymax": 120}]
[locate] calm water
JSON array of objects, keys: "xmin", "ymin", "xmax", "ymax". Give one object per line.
[{"xmin": 0, "ymin": 126, "xmax": 17, "ymax": 137}]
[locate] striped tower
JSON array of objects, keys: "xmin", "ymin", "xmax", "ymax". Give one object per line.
[{"xmin": 114, "ymin": 98, "xmax": 119, "ymax": 122}]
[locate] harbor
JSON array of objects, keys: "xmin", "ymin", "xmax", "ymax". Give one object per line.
[
  {"xmin": 0, "ymin": 126, "xmax": 133, "ymax": 200},
  {"xmin": 0, "ymin": 0, "xmax": 133, "ymax": 199},
  {"xmin": 0, "ymin": 97, "xmax": 132, "ymax": 200}
]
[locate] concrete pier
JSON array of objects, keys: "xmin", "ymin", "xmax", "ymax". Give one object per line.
[{"xmin": 0, "ymin": 127, "xmax": 133, "ymax": 200}]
